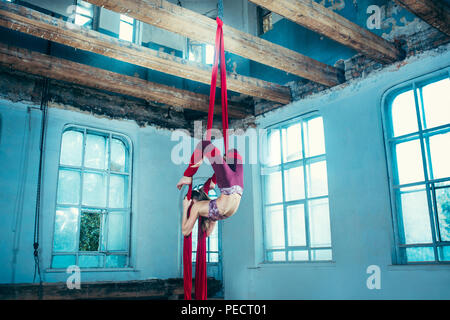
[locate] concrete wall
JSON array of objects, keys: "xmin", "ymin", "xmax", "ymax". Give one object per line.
[{"xmin": 221, "ymin": 44, "xmax": 450, "ymax": 299}]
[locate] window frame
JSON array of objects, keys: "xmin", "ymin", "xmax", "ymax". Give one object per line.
[
  {"xmin": 187, "ymin": 39, "xmax": 214, "ymax": 65},
  {"xmin": 73, "ymin": 0, "xmax": 96, "ymax": 30},
  {"xmin": 260, "ymin": 112, "xmax": 333, "ymax": 263},
  {"xmin": 381, "ymin": 67, "xmax": 450, "ymax": 265},
  {"xmin": 50, "ymin": 124, "xmax": 134, "ymax": 270}
]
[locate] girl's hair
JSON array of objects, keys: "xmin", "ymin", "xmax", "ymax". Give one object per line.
[{"xmin": 190, "ymin": 188, "xmax": 210, "ymax": 201}]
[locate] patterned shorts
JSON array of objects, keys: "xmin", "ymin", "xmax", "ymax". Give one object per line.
[{"xmin": 208, "ymin": 199, "xmax": 228, "ymax": 222}]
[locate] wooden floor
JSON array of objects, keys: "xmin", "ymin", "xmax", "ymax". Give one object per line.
[{"xmin": 0, "ymin": 278, "xmax": 222, "ymax": 300}]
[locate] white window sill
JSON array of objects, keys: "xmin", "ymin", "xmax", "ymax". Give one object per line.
[
  {"xmin": 387, "ymin": 264, "xmax": 450, "ymax": 271},
  {"xmin": 45, "ymin": 268, "xmax": 138, "ymax": 273},
  {"xmin": 250, "ymin": 261, "xmax": 336, "ymax": 269}
]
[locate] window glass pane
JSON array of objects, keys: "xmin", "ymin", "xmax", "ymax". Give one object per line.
[
  {"xmin": 77, "ymin": 0, "xmax": 93, "ymax": 10},
  {"xmin": 79, "ymin": 212, "xmax": 102, "ymax": 251},
  {"xmin": 284, "ymin": 166, "xmax": 305, "ymax": 201},
  {"xmin": 421, "ymin": 78, "xmax": 450, "ymax": 129},
  {"xmin": 105, "ymin": 255, "xmax": 127, "ymax": 268},
  {"xmin": 391, "ymin": 89, "xmax": 418, "ymax": 137},
  {"xmin": 79, "ymin": 255, "xmax": 103, "ymax": 268},
  {"xmin": 398, "ymin": 187, "xmax": 432, "ymax": 244},
  {"xmin": 264, "ymin": 205, "xmax": 285, "ymax": 250},
  {"xmin": 395, "ymin": 139, "xmax": 424, "ymax": 185},
  {"xmin": 311, "ymin": 249, "xmax": 332, "ymax": 261},
  {"xmin": 209, "ymin": 226, "xmax": 219, "ymax": 251},
  {"xmin": 404, "ymin": 247, "xmax": 435, "ymax": 262},
  {"xmin": 60, "ymin": 130, "xmax": 83, "ymax": 166},
  {"xmin": 57, "ymin": 170, "xmax": 80, "ymax": 205},
  {"xmin": 76, "ymin": 5, "xmax": 92, "ymax": 17},
  {"xmin": 436, "ymin": 187, "xmax": 450, "ymax": 241},
  {"xmin": 205, "ymin": 44, "xmax": 215, "ymax": 65},
  {"xmin": 119, "ymin": 20, "xmax": 134, "ymax": 42},
  {"xmin": 51, "ymin": 255, "xmax": 76, "ymax": 269},
  {"xmin": 282, "ymin": 123, "xmax": 302, "ymax": 162},
  {"xmin": 107, "ymin": 212, "xmax": 127, "ymax": 251},
  {"xmin": 264, "ymin": 129, "xmax": 281, "ymax": 166},
  {"xmin": 308, "ymin": 198, "xmax": 331, "ymax": 248},
  {"xmin": 428, "ymin": 132, "xmax": 450, "ymax": 180},
  {"xmin": 264, "ymin": 171, "xmax": 283, "ymax": 204},
  {"xmin": 111, "ymin": 138, "xmax": 127, "ymax": 172},
  {"xmin": 287, "ymin": 250, "xmax": 308, "ymax": 261},
  {"xmin": 74, "ymin": 14, "xmax": 92, "ymax": 27},
  {"xmin": 306, "ymin": 160, "xmax": 328, "ymax": 198},
  {"xmin": 84, "ymin": 134, "xmax": 108, "ymax": 170},
  {"xmin": 82, "ymin": 172, "xmax": 107, "ymax": 207},
  {"xmin": 53, "ymin": 207, "xmax": 79, "ymax": 252},
  {"xmin": 120, "ymin": 14, "xmax": 133, "ymax": 24},
  {"xmin": 109, "ymin": 174, "xmax": 128, "ymax": 208},
  {"xmin": 438, "ymin": 246, "xmax": 450, "ymax": 262},
  {"xmin": 303, "ymin": 117, "xmax": 325, "ymax": 157},
  {"xmin": 209, "ymin": 252, "xmax": 219, "ymax": 262},
  {"xmin": 267, "ymin": 251, "xmax": 285, "ymax": 261},
  {"xmin": 286, "ymin": 204, "xmax": 306, "ymax": 247}
]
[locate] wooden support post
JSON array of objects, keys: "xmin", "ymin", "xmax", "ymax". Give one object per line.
[{"xmin": 395, "ymin": 0, "xmax": 450, "ymax": 36}]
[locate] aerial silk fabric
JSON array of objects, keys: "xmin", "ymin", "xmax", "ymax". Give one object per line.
[{"xmin": 183, "ymin": 17, "xmax": 229, "ymax": 300}]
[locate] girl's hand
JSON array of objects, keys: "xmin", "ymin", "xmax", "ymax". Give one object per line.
[
  {"xmin": 183, "ymin": 197, "xmax": 192, "ymax": 211},
  {"xmin": 177, "ymin": 176, "xmax": 192, "ymax": 190}
]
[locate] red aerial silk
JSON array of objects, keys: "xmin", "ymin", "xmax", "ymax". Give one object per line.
[{"xmin": 183, "ymin": 17, "xmax": 229, "ymax": 300}]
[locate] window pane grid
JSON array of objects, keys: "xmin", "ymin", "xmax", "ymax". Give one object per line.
[
  {"xmin": 52, "ymin": 127, "xmax": 132, "ymax": 269},
  {"xmin": 387, "ymin": 73, "xmax": 450, "ymax": 264},
  {"xmin": 262, "ymin": 116, "xmax": 331, "ymax": 262}
]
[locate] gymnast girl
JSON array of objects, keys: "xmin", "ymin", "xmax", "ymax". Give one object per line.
[{"xmin": 177, "ymin": 140, "xmax": 243, "ymax": 237}]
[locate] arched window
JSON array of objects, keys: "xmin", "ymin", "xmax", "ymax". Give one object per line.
[
  {"xmin": 261, "ymin": 114, "xmax": 333, "ymax": 262},
  {"xmin": 51, "ymin": 126, "xmax": 132, "ymax": 269},
  {"xmin": 383, "ymin": 72, "xmax": 450, "ymax": 263}
]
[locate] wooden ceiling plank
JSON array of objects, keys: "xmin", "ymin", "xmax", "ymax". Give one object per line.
[
  {"xmin": 395, "ymin": 0, "xmax": 450, "ymax": 36},
  {"xmin": 0, "ymin": 43, "xmax": 250, "ymax": 118},
  {"xmin": 248, "ymin": 0, "xmax": 404, "ymax": 64},
  {"xmin": 85, "ymin": 0, "xmax": 344, "ymax": 86},
  {"xmin": 0, "ymin": 1, "xmax": 291, "ymax": 105}
]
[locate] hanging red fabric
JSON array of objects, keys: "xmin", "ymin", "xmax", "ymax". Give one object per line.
[{"xmin": 183, "ymin": 17, "xmax": 229, "ymax": 300}]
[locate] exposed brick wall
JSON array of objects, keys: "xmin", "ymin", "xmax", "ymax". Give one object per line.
[{"xmin": 279, "ymin": 24, "xmax": 450, "ymax": 108}]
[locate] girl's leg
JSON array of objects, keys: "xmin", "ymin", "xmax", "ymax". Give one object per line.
[{"xmin": 183, "ymin": 141, "xmax": 222, "ymax": 178}]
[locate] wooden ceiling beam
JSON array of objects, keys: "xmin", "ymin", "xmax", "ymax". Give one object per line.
[
  {"xmin": 84, "ymin": 0, "xmax": 344, "ymax": 86},
  {"xmin": 395, "ymin": 0, "xmax": 450, "ymax": 36},
  {"xmin": 0, "ymin": 43, "xmax": 250, "ymax": 118},
  {"xmin": 0, "ymin": 1, "xmax": 290, "ymax": 105},
  {"xmin": 248, "ymin": 0, "xmax": 404, "ymax": 64}
]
